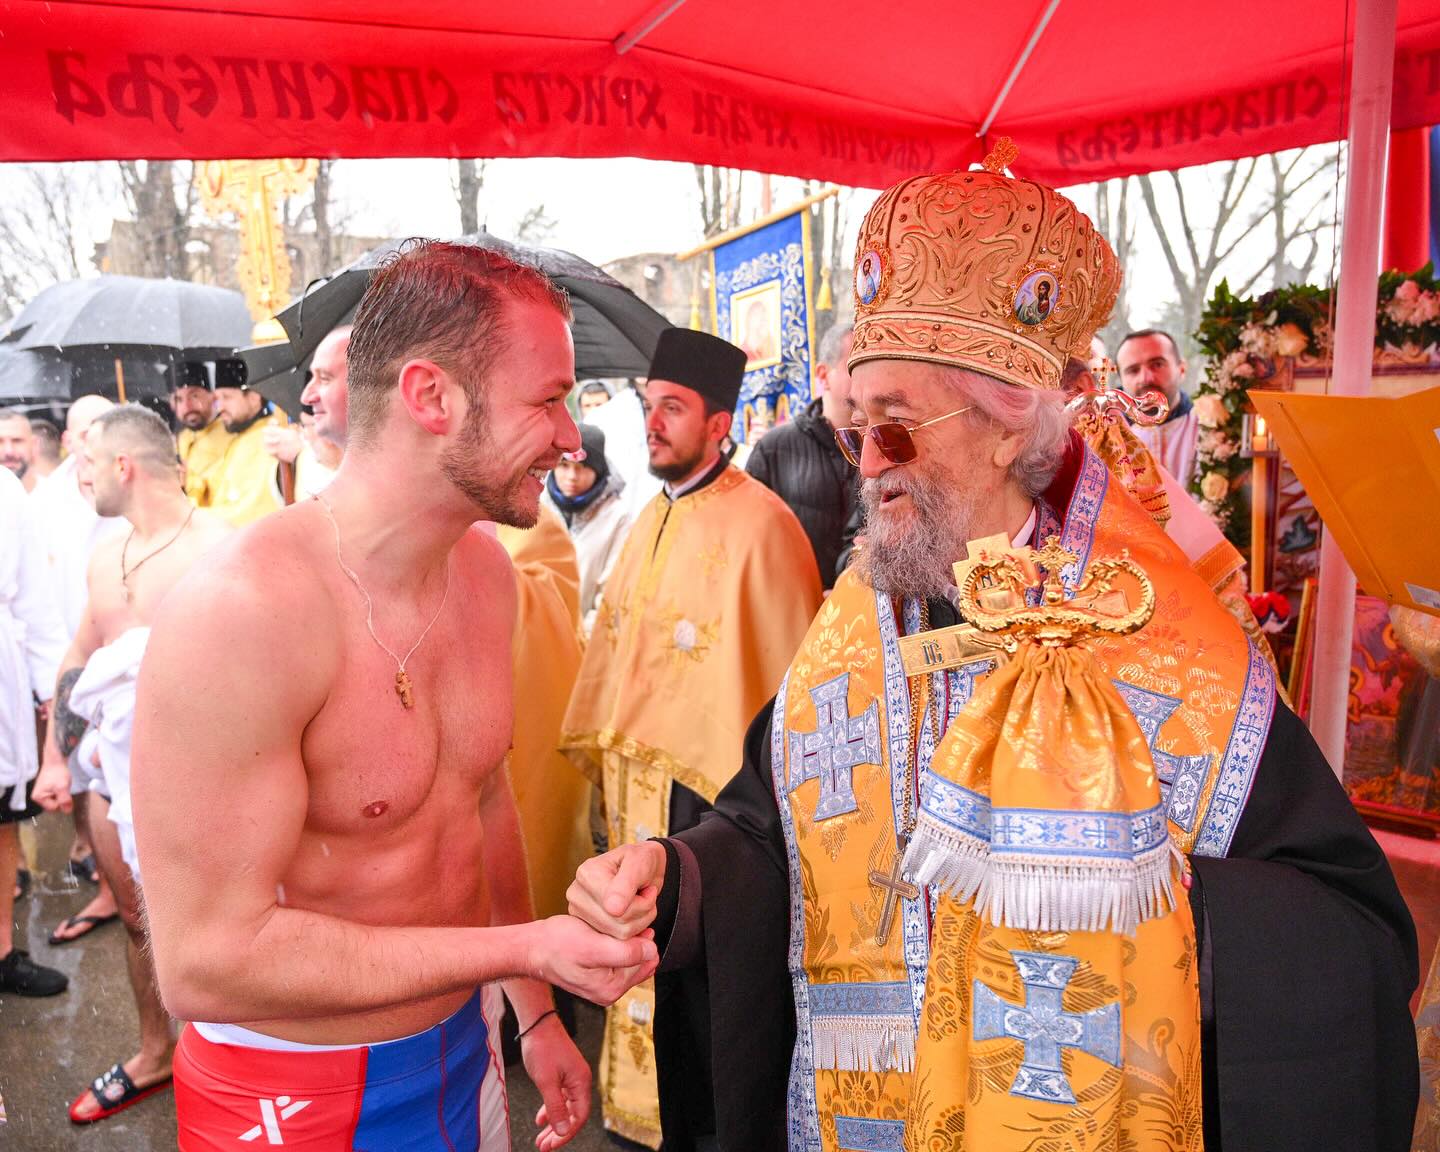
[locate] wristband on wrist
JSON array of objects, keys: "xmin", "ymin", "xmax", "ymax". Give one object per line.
[{"xmin": 516, "ymin": 1007, "xmax": 558, "ymax": 1040}]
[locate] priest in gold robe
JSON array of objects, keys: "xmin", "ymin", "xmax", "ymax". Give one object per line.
[
  {"xmin": 568, "ymin": 150, "xmax": 1418, "ymax": 1152},
  {"xmin": 561, "ymin": 326, "xmax": 822, "ymax": 1148},
  {"xmin": 172, "ymin": 363, "xmax": 234, "ymax": 509}
]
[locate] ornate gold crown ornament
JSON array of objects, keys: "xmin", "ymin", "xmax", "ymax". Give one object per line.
[
  {"xmin": 1065, "ymin": 384, "xmax": 1170, "ymax": 437},
  {"xmin": 952, "ymin": 535, "xmax": 1156, "ymax": 648},
  {"xmin": 848, "ymin": 138, "xmax": 1122, "ymax": 391}
]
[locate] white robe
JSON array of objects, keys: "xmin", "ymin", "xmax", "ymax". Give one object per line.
[
  {"xmin": 0, "ymin": 468, "xmax": 66, "ymax": 807},
  {"xmin": 543, "ymin": 479, "xmax": 634, "ymax": 636},
  {"xmin": 1131, "ymin": 406, "xmax": 1200, "ymax": 490},
  {"xmin": 68, "ymin": 627, "xmax": 150, "ymax": 877},
  {"xmin": 27, "ymin": 455, "xmax": 125, "ymax": 637}
]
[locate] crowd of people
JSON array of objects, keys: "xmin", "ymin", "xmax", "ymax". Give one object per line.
[{"xmin": 0, "ymin": 153, "xmax": 1419, "ymax": 1152}]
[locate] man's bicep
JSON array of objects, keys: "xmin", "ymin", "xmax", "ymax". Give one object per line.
[{"xmin": 133, "ymin": 584, "xmax": 317, "ymax": 917}]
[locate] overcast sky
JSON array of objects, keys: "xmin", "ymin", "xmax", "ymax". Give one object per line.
[{"xmin": 1, "ymin": 151, "xmax": 1344, "ymax": 337}]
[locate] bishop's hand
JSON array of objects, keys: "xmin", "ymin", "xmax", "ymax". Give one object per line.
[
  {"xmin": 567, "ymin": 840, "xmax": 665, "ymax": 942},
  {"xmin": 528, "ymin": 915, "xmax": 658, "ymax": 1006}
]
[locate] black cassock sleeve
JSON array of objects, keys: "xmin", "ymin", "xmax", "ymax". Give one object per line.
[
  {"xmin": 653, "ymin": 698, "xmax": 793, "ymax": 1152},
  {"xmin": 653, "ymin": 696, "xmax": 1420, "ymax": 1152},
  {"xmin": 1190, "ymin": 699, "xmax": 1419, "ymax": 1152}
]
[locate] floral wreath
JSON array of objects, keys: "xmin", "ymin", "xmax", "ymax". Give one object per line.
[{"xmin": 1191, "ymin": 264, "xmax": 1440, "ymax": 543}]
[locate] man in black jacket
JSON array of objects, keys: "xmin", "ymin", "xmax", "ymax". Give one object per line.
[{"xmin": 745, "ymin": 323, "xmax": 856, "ymax": 589}]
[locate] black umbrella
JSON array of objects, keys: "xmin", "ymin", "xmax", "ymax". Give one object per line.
[
  {"xmin": 0, "ymin": 346, "xmax": 73, "ymax": 402},
  {"xmin": 7, "ymin": 276, "xmax": 252, "ymax": 357},
  {"xmin": 241, "ymin": 232, "xmax": 670, "ymax": 415},
  {"xmin": 3, "ymin": 276, "xmax": 253, "ymax": 405}
]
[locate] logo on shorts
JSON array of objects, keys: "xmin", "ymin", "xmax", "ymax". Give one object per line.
[{"xmin": 239, "ymin": 1096, "xmax": 312, "ymax": 1144}]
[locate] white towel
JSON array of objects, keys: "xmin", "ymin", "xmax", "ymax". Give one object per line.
[{"xmin": 69, "ymin": 627, "xmax": 151, "ymax": 879}]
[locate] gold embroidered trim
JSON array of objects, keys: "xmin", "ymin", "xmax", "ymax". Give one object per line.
[{"xmin": 559, "ymin": 728, "xmax": 721, "ymax": 805}]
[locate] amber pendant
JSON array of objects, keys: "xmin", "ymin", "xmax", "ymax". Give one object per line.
[{"xmin": 395, "ymin": 669, "xmax": 414, "ymax": 709}]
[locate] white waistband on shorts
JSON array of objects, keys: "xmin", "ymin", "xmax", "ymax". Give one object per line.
[{"xmin": 190, "ymin": 1017, "xmax": 433, "ymax": 1053}]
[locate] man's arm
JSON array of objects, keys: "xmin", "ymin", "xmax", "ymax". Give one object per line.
[
  {"xmin": 482, "ymin": 760, "xmax": 594, "ymax": 1148},
  {"xmin": 33, "ymin": 558, "xmax": 109, "ymax": 811},
  {"xmin": 132, "ymin": 561, "xmax": 655, "ymax": 1026},
  {"xmin": 483, "ymin": 759, "xmax": 558, "ymax": 1027}
]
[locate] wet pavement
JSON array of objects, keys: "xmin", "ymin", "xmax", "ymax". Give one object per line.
[{"xmin": 1, "ymin": 812, "xmax": 615, "ymax": 1151}]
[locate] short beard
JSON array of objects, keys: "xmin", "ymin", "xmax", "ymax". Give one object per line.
[
  {"xmin": 2, "ymin": 459, "xmax": 26, "ymax": 480},
  {"xmin": 179, "ymin": 413, "xmax": 208, "ymax": 431},
  {"xmin": 440, "ymin": 405, "xmax": 540, "ymax": 529},
  {"xmin": 854, "ymin": 464, "xmax": 984, "ymax": 600},
  {"xmin": 648, "ymin": 442, "xmax": 707, "ymax": 484}
]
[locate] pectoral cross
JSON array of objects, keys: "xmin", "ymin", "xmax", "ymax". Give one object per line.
[
  {"xmin": 198, "ymin": 158, "xmax": 318, "ymax": 329},
  {"xmin": 869, "ymin": 841, "xmax": 920, "ymax": 946},
  {"xmin": 1094, "ymin": 357, "xmax": 1114, "ymax": 389},
  {"xmin": 395, "ymin": 669, "xmax": 415, "ymax": 709}
]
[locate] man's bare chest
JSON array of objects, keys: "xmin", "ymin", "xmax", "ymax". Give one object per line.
[{"xmin": 299, "ymin": 623, "xmax": 514, "ymax": 833}]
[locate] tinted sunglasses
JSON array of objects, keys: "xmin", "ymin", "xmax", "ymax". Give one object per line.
[{"xmin": 834, "ymin": 406, "xmax": 974, "ymax": 466}]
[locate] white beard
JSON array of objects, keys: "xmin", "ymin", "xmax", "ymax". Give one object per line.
[{"xmin": 855, "ymin": 467, "xmax": 985, "ymax": 600}]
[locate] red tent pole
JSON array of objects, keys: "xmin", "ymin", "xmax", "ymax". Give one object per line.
[
  {"xmin": 1309, "ymin": 0, "xmax": 1397, "ymax": 778},
  {"xmin": 1384, "ymin": 127, "xmax": 1431, "ymax": 273}
]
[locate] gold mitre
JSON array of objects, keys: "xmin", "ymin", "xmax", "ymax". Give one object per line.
[{"xmin": 849, "ymin": 139, "xmax": 1121, "ymax": 391}]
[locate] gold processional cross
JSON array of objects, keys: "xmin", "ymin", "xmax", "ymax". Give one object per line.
[{"xmin": 199, "ymin": 159, "xmax": 318, "ymax": 338}]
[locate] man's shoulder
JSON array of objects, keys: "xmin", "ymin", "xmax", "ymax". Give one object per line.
[{"xmin": 713, "ymin": 468, "xmax": 810, "ymax": 538}]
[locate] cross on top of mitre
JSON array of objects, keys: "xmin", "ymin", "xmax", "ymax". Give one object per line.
[{"xmin": 982, "ymin": 136, "xmax": 1020, "ymax": 174}]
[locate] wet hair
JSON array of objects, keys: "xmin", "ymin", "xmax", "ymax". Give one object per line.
[
  {"xmin": 942, "ymin": 368, "xmax": 1071, "ymax": 497},
  {"xmin": 92, "ymin": 404, "xmax": 180, "ymax": 477},
  {"xmin": 1118, "ymin": 328, "xmax": 1182, "ymax": 362},
  {"xmin": 818, "ymin": 322, "xmax": 854, "ymax": 369},
  {"xmin": 346, "ymin": 240, "xmax": 573, "ymax": 446}
]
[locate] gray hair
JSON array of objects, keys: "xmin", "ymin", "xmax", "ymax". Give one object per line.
[
  {"xmin": 943, "ymin": 368, "xmax": 1071, "ymax": 497},
  {"xmin": 818, "ymin": 322, "xmax": 854, "ymax": 368}
]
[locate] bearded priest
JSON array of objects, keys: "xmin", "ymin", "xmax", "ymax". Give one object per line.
[
  {"xmin": 568, "ymin": 147, "xmax": 1419, "ymax": 1152},
  {"xmin": 560, "ymin": 326, "xmax": 822, "ymax": 1148}
]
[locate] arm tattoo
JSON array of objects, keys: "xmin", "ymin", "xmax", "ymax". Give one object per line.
[{"xmin": 54, "ymin": 667, "xmax": 87, "ymax": 758}]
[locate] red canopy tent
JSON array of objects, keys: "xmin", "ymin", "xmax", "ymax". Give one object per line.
[{"xmin": 2, "ymin": 0, "xmax": 1439, "ymax": 186}]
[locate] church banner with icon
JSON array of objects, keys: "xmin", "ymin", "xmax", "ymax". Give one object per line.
[{"xmin": 709, "ymin": 207, "xmax": 817, "ymax": 443}]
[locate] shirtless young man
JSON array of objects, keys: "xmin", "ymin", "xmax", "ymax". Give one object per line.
[
  {"xmin": 33, "ymin": 404, "xmax": 232, "ymax": 1123},
  {"xmin": 132, "ymin": 242, "xmax": 659, "ymax": 1152}
]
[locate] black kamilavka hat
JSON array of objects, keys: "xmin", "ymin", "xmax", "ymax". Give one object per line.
[{"xmin": 646, "ymin": 327, "xmax": 747, "ymax": 411}]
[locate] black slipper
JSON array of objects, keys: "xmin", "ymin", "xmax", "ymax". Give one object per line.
[
  {"xmin": 69, "ymin": 1063, "xmax": 172, "ymax": 1124},
  {"xmin": 48, "ymin": 912, "xmax": 119, "ymax": 947}
]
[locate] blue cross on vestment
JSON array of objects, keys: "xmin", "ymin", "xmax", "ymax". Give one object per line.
[
  {"xmin": 1113, "ymin": 680, "xmax": 1213, "ymax": 833},
  {"xmin": 973, "ymin": 950, "xmax": 1122, "ymax": 1104},
  {"xmin": 788, "ymin": 673, "xmax": 881, "ymax": 821}
]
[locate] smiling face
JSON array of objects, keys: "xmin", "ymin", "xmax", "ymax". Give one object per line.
[
  {"xmin": 848, "ymin": 360, "xmax": 1019, "ymax": 598},
  {"xmin": 169, "ymin": 385, "xmax": 215, "ymax": 431},
  {"xmin": 0, "ymin": 413, "xmax": 33, "ymax": 479},
  {"xmin": 301, "ymin": 329, "xmax": 351, "ymax": 445},
  {"xmin": 438, "ymin": 296, "xmax": 579, "ymax": 528}
]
